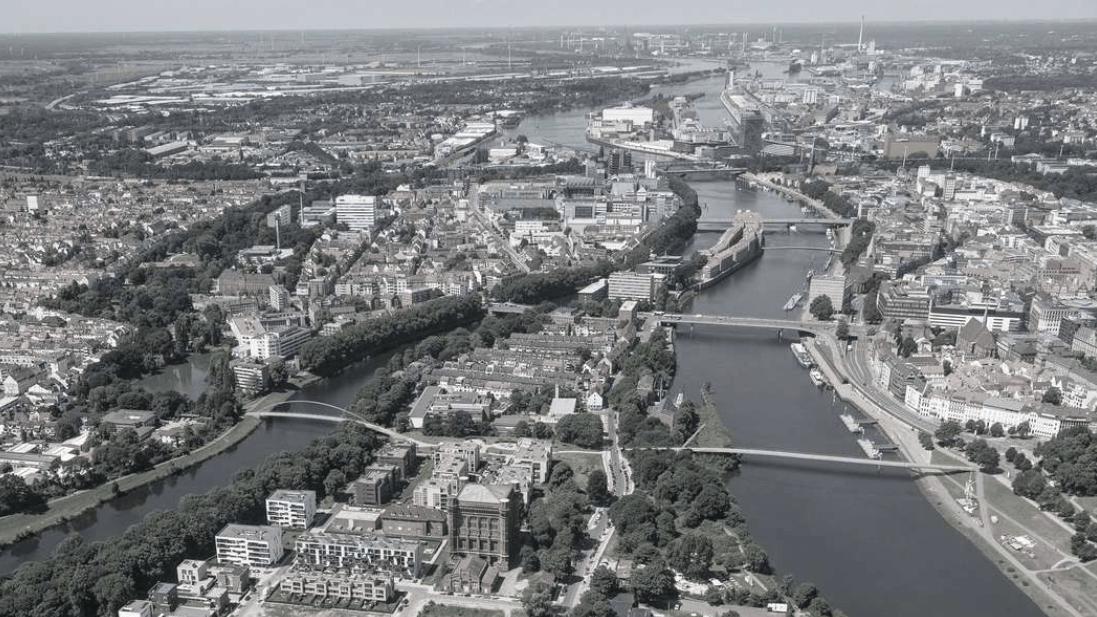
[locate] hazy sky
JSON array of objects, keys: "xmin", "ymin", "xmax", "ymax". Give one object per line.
[{"xmin": 6, "ymin": 0, "xmax": 1097, "ymax": 33}]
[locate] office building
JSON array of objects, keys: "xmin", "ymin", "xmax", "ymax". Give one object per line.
[
  {"xmin": 876, "ymin": 282, "xmax": 931, "ymax": 322},
  {"xmin": 215, "ymin": 524, "xmax": 284, "ymax": 567},
  {"xmin": 509, "ymin": 438, "xmax": 552, "ymax": 484},
  {"xmin": 266, "ymin": 490, "xmax": 317, "ymax": 529},
  {"xmin": 808, "ymin": 275, "xmax": 847, "ymax": 313},
  {"xmin": 352, "ymin": 466, "xmax": 396, "ymax": 506},
  {"xmin": 449, "ymin": 483, "xmax": 522, "ymax": 568},
  {"xmin": 335, "ymin": 195, "xmax": 376, "ymax": 231},
  {"xmin": 376, "ymin": 442, "xmax": 417, "ymax": 480},
  {"xmin": 607, "ymin": 272, "xmax": 657, "ymax": 301}
]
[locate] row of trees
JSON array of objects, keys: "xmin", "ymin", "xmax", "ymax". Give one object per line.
[{"xmin": 298, "ymin": 294, "xmax": 485, "ymax": 376}]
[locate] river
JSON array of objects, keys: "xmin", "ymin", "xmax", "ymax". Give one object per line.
[
  {"xmin": 0, "ymin": 351, "xmax": 400, "ymax": 577},
  {"xmin": 0, "ymin": 59, "xmax": 1043, "ymax": 617}
]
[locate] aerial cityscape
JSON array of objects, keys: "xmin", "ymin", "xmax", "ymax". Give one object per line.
[{"xmin": 2, "ymin": 8, "xmax": 1097, "ymax": 617}]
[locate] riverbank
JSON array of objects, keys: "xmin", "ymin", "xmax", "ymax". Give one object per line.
[
  {"xmin": 804, "ymin": 337, "xmax": 1082, "ymax": 617},
  {"xmin": 0, "ymin": 388, "xmax": 295, "ymax": 549}
]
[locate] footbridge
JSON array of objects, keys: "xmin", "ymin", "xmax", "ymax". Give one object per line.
[
  {"xmin": 649, "ymin": 447, "xmax": 974, "ymax": 472},
  {"xmin": 248, "ymin": 400, "xmax": 430, "ymax": 447}
]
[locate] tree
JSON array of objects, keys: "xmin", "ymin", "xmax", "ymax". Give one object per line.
[
  {"xmin": 807, "ymin": 596, "xmax": 833, "ymax": 617},
  {"xmin": 990, "ymin": 422, "xmax": 1005, "ymax": 438},
  {"xmin": 1005, "ymin": 446, "xmax": 1017, "ymax": 463},
  {"xmin": 590, "ymin": 565, "xmax": 618, "ymax": 596},
  {"xmin": 587, "ymin": 469, "xmax": 611, "ymax": 506},
  {"xmin": 548, "ymin": 461, "xmax": 575, "ymax": 490},
  {"xmin": 935, "ymin": 420, "xmax": 963, "ymax": 446},
  {"xmin": 943, "ymin": 359, "xmax": 953, "ymax": 376},
  {"xmin": 668, "ymin": 534, "xmax": 714, "ymax": 580},
  {"xmin": 521, "ymin": 580, "xmax": 555, "ymax": 617},
  {"xmin": 792, "ymin": 582, "xmax": 819, "ymax": 608},
  {"xmin": 630, "ymin": 561, "xmax": 676, "ymax": 604},
  {"xmin": 1012, "ymin": 470, "xmax": 1048, "ymax": 500},
  {"xmin": 898, "ymin": 335, "xmax": 918, "ymax": 358},
  {"xmin": 835, "ymin": 318, "xmax": 849, "ymax": 341},
  {"xmin": 323, "ymin": 469, "xmax": 346, "ymax": 499},
  {"xmin": 809, "ymin": 295, "xmax": 834, "ymax": 321},
  {"xmin": 742, "ymin": 543, "xmax": 771, "ymax": 574},
  {"xmin": 704, "ymin": 586, "xmax": 726, "ymax": 605},
  {"xmin": 1042, "ymin": 387, "xmax": 1062, "ymax": 406},
  {"xmin": 918, "ymin": 431, "xmax": 935, "ymax": 451},
  {"xmin": 672, "ymin": 400, "xmax": 700, "ymax": 444},
  {"xmin": 574, "ymin": 590, "xmax": 616, "ymax": 617},
  {"xmin": 555, "ymin": 413, "xmax": 605, "ymax": 449},
  {"xmin": 1015, "ymin": 420, "xmax": 1032, "ymax": 439}
]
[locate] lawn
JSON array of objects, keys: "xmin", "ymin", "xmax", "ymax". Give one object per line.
[
  {"xmin": 1037, "ymin": 567, "xmax": 1097, "ymax": 616},
  {"xmin": 554, "ymin": 451, "xmax": 604, "ymax": 488},
  {"xmin": 420, "ymin": 603, "xmax": 503, "ymax": 617}
]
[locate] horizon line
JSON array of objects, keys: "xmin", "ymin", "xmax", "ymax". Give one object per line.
[{"xmin": 4, "ymin": 17, "xmax": 1097, "ymax": 37}]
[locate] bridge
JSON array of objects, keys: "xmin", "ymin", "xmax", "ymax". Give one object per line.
[
  {"xmin": 651, "ymin": 313, "xmax": 830, "ymax": 335},
  {"xmin": 652, "ymin": 447, "xmax": 975, "ymax": 472},
  {"xmin": 248, "ymin": 400, "xmax": 431, "ymax": 447},
  {"xmin": 697, "ymin": 217, "xmax": 853, "ymax": 232},
  {"xmin": 762, "ymin": 245, "xmax": 841, "ymax": 253}
]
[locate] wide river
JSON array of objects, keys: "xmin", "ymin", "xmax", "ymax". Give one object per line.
[{"xmin": 0, "ymin": 60, "xmax": 1044, "ymax": 617}]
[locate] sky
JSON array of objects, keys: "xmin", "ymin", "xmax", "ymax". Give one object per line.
[{"xmin": 5, "ymin": 0, "xmax": 1097, "ymax": 33}]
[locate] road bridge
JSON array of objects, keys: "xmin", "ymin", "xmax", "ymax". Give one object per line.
[
  {"xmin": 762, "ymin": 245, "xmax": 841, "ymax": 253},
  {"xmin": 697, "ymin": 217, "xmax": 853, "ymax": 232},
  {"xmin": 650, "ymin": 447, "xmax": 974, "ymax": 472},
  {"xmin": 652, "ymin": 312, "xmax": 830, "ymax": 335},
  {"xmin": 248, "ymin": 400, "xmax": 430, "ymax": 447}
]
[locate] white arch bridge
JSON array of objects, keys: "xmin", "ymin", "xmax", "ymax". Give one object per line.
[{"xmin": 248, "ymin": 400, "xmax": 430, "ymax": 447}]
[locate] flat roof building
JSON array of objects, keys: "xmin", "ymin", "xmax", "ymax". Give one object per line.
[
  {"xmin": 215, "ymin": 524, "xmax": 284, "ymax": 567},
  {"xmin": 266, "ymin": 490, "xmax": 317, "ymax": 529}
]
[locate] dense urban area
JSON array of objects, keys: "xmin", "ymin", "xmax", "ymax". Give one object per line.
[{"xmin": 1, "ymin": 18, "xmax": 1097, "ymax": 617}]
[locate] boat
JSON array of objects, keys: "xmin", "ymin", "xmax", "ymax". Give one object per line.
[
  {"xmin": 674, "ymin": 392, "xmax": 684, "ymax": 408},
  {"xmin": 809, "ymin": 368, "xmax": 825, "ymax": 387},
  {"xmin": 790, "ymin": 342, "xmax": 813, "ymax": 368},
  {"xmin": 783, "ymin": 292, "xmax": 803, "ymax": 311}
]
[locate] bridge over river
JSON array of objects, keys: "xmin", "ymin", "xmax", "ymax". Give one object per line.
[
  {"xmin": 658, "ymin": 447, "xmax": 975, "ymax": 472},
  {"xmin": 697, "ymin": 217, "xmax": 854, "ymax": 232}
]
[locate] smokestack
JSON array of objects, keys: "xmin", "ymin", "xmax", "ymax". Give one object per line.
[{"xmin": 858, "ymin": 15, "xmax": 865, "ymax": 53}]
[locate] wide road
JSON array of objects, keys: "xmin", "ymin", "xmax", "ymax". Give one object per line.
[{"xmin": 469, "ymin": 182, "xmax": 530, "ymax": 274}]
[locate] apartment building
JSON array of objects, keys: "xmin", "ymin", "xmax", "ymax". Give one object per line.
[
  {"xmin": 215, "ymin": 524, "xmax": 284, "ymax": 567},
  {"xmin": 266, "ymin": 489, "xmax": 317, "ymax": 529}
]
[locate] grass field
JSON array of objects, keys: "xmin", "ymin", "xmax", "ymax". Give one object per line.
[
  {"xmin": 692, "ymin": 390, "xmax": 734, "ymax": 449},
  {"xmin": 554, "ymin": 450, "xmax": 604, "ymax": 489},
  {"xmin": 420, "ymin": 604, "xmax": 503, "ymax": 617}
]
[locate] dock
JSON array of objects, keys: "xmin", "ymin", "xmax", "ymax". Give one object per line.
[
  {"xmin": 840, "ymin": 413, "xmax": 864, "ymax": 434},
  {"xmin": 856, "ymin": 438, "xmax": 882, "ymax": 459}
]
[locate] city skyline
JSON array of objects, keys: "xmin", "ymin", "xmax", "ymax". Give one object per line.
[{"xmin": 4, "ymin": 0, "xmax": 1097, "ymax": 34}]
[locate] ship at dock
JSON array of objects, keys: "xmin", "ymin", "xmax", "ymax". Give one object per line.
[
  {"xmin": 783, "ymin": 292, "xmax": 803, "ymax": 311},
  {"xmin": 809, "ymin": 367, "xmax": 825, "ymax": 387},
  {"xmin": 790, "ymin": 342, "xmax": 813, "ymax": 368}
]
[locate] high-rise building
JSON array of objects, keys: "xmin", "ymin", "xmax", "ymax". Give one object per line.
[
  {"xmin": 335, "ymin": 195, "xmax": 376, "ymax": 231},
  {"xmin": 269, "ymin": 285, "xmax": 290, "ymax": 311}
]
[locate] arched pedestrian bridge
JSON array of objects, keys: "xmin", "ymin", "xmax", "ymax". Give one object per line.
[{"xmin": 248, "ymin": 400, "xmax": 430, "ymax": 448}]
